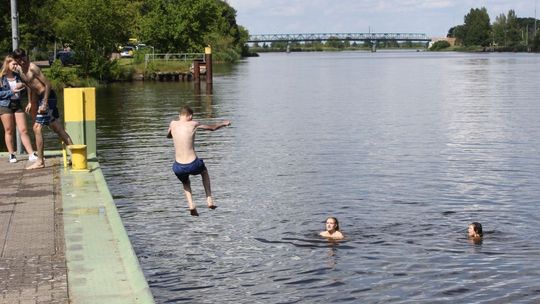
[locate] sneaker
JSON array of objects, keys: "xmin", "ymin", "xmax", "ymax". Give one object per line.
[
  {"xmin": 29, "ymin": 152, "xmax": 38, "ymax": 162},
  {"xmin": 9, "ymin": 153, "xmax": 17, "ymax": 163}
]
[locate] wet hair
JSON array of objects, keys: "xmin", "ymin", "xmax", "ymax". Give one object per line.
[
  {"xmin": 470, "ymin": 222, "xmax": 483, "ymax": 237},
  {"xmin": 11, "ymin": 48, "xmax": 27, "ymax": 61},
  {"xmin": 0, "ymin": 55, "xmax": 16, "ymax": 77},
  {"xmin": 180, "ymin": 105, "xmax": 193, "ymax": 116},
  {"xmin": 326, "ymin": 217, "xmax": 340, "ymax": 231}
]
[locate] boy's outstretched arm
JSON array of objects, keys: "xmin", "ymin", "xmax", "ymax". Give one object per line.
[{"xmin": 198, "ymin": 120, "xmax": 231, "ymax": 131}]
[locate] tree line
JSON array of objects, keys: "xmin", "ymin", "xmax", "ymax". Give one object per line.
[
  {"xmin": 0, "ymin": 0, "xmax": 249, "ymax": 80},
  {"xmin": 448, "ymin": 7, "xmax": 540, "ymax": 51}
]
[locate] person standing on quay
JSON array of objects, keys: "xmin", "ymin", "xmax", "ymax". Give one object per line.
[
  {"xmin": 0, "ymin": 55, "xmax": 38, "ymax": 163},
  {"xmin": 12, "ymin": 48, "xmax": 73, "ymax": 169}
]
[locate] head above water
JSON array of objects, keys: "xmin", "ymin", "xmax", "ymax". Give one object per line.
[
  {"xmin": 468, "ymin": 222, "xmax": 483, "ymax": 238},
  {"xmin": 325, "ymin": 217, "xmax": 340, "ymax": 232}
]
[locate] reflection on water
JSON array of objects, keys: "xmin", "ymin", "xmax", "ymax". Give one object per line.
[{"xmin": 94, "ymin": 52, "xmax": 540, "ymax": 303}]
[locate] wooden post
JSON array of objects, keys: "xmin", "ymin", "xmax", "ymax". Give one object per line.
[
  {"xmin": 193, "ymin": 59, "xmax": 200, "ymax": 84},
  {"xmin": 204, "ymin": 46, "xmax": 212, "ymax": 84}
]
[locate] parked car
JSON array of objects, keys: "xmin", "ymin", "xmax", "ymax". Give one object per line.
[
  {"xmin": 120, "ymin": 46, "xmax": 135, "ymax": 58},
  {"xmin": 48, "ymin": 50, "xmax": 77, "ymax": 66}
]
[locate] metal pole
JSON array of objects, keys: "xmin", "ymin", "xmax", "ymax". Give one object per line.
[
  {"xmin": 535, "ymin": 1, "xmax": 538, "ymax": 38},
  {"xmin": 11, "ymin": 0, "xmax": 23, "ymax": 154}
]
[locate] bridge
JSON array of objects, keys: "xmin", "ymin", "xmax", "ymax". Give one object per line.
[
  {"xmin": 248, "ymin": 32, "xmax": 431, "ymax": 43},
  {"xmin": 247, "ymin": 32, "xmax": 432, "ymax": 51}
]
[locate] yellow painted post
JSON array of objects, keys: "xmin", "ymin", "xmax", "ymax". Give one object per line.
[
  {"xmin": 64, "ymin": 88, "xmax": 97, "ymax": 160},
  {"xmin": 204, "ymin": 46, "xmax": 213, "ymax": 84}
]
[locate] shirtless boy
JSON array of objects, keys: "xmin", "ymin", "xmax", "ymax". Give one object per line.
[
  {"xmin": 168, "ymin": 106, "xmax": 230, "ymax": 216},
  {"xmin": 12, "ymin": 48, "xmax": 73, "ymax": 169}
]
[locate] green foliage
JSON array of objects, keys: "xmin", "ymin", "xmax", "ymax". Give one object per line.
[
  {"xmin": 449, "ymin": 7, "xmax": 540, "ymax": 51},
  {"xmin": 53, "ymin": 0, "xmax": 136, "ymax": 76},
  {"xmin": 2, "ymin": 0, "xmax": 247, "ymax": 76},
  {"xmin": 430, "ymin": 40, "xmax": 451, "ymax": 51},
  {"xmin": 109, "ymin": 61, "xmax": 135, "ymax": 81},
  {"xmin": 492, "ymin": 13, "xmax": 507, "ymax": 46},
  {"xmin": 136, "ymin": 0, "xmax": 246, "ymax": 59},
  {"xmin": 463, "ymin": 7, "xmax": 491, "ymax": 47},
  {"xmin": 326, "ymin": 37, "xmax": 345, "ymax": 49},
  {"xmin": 44, "ymin": 60, "xmax": 78, "ymax": 90},
  {"xmin": 533, "ymin": 32, "xmax": 540, "ymax": 51}
]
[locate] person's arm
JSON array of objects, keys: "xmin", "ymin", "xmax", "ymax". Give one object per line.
[
  {"xmin": 25, "ymin": 87, "xmax": 35, "ymax": 114},
  {"xmin": 0, "ymin": 78, "xmax": 14, "ymax": 99},
  {"xmin": 0, "ymin": 87, "xmax": 13, "ymax": 99},
  {"xmin": 197, "ymin": 120, "xmax": 231, "ymax": 131}
]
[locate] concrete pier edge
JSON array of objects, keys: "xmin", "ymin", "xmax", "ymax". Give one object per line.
[
  {"xmin": 1, "ymin": 151, "xmax": 155, "ymax": 303},
  {"xmin": 61, "ymin": 156, "xmax": 155, "ymax": 303}
]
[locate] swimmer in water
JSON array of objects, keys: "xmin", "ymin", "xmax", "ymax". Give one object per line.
[
  {"xmin": 320, "ymin": 217, "xmax": 344, "ymax": 240},
  {"xmin": 468, "ymin": 222, "xmax": 483, "ymax": 243}
]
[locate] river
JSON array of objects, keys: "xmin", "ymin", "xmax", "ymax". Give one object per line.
[{"xmin": 17, "ymin": 51, "xmax": 540, "ymax": 303}]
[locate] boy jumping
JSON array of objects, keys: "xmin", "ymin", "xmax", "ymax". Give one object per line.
[{"xmin": 168, "ymin": 106, "xmax": 231, "ymax": 216}]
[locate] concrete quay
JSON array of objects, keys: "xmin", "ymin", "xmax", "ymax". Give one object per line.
[{"xmin": 0, "ymin": 153, "xmax": 154, "ymax": 304}]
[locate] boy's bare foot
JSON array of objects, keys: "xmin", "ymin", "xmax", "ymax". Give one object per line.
[
  {"xmin": 26, "ymin": 161, "xmax": 45, "ymax": 170},
  {"xmin": 207, "ymin": 197, "xmax": 216, "ymax": 209},
  {"xmin": 189, "ymin": 209, "xmax": 199, "ymax": 216}
]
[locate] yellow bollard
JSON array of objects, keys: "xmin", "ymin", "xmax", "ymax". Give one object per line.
[{"xmin": 68, "ymin": 144, "xmax": 88, "ymax": 171}]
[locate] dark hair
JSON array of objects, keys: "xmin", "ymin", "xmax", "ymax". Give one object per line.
[
  {"xmin": 326, "ymin": 217, "xmax": 340, "ymax": 231},
  {"xmin": 470, "ymin": 222, "xmax": 483, "ymax": 237},
  {"xmin": 11, "ymin": 48, "xmax": 27, "ymax": 60},
  {"xmin": 180, "ymin": 105, "xmax": 193, "ymax": 116}
]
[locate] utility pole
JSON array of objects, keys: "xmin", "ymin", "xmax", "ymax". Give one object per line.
[
  {"xmin": 535, "ymin": 1, "xmax": 538, "ymax": 38},
  {"xmin": 11, "ymin": 0, "xmax": 22, "ymax": 154},
  {"xmin": 11, "ymin": 0, "xmax": 19, "ymax": 50}
]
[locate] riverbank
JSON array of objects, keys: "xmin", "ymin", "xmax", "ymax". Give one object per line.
[{"xmin": 0, "ymin": 152, "xmax": 155, "ymax": 304}]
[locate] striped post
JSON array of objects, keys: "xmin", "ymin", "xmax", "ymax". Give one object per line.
[{"xmin": 63, "ymin": 88, "xmax": 96, "ymax": 159}]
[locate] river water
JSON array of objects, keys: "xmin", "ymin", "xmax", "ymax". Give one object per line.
[{"xmin": 91, "ymin": 52, "xmax": 540, "ymax": 302}]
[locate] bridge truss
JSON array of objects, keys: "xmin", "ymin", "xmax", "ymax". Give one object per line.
[{"xmin": 247, "ymin": 33, "xmax": 431, "ymax": 43}]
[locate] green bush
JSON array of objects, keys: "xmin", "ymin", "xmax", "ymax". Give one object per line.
[
  {"xmin": 45, "ymin": 60, "xmax": 77, "ymax": 89},
  {"xmin": 108, "ymin": 61, "xmax": 134, "ymax": 81},
  {"xmin": 430, "ymin": 40, "xmax": 451, "ymax": 51}
]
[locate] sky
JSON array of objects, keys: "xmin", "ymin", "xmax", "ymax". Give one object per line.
[{"xmin": 227, "ymin": 0, "xmax": 539, "ymax": 37}]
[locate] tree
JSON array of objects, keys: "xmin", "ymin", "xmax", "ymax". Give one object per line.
[
  {"xmin": 326, "ymin": 36, "xmax": 344, "ymax": 49},
  {"xmin": 492, "ymin": 13, "xmax": 507, "ymax": 46},
  {"xmin": 533, "ymin": 31, "xmax": 540, "ymax": 51},
  {"xmin": 448, "ymin": 25, "xmax": 467, "ymax": 46},
  {"xmin": 463, "ymin": 7, "xmax": 491, "ymax": 47},
  {"xmin": 505, "ymin": 10, "xmax": 522, "ymax": 47},
  {"xmin": 1, "ymin": 0, "xmax": 57, "ymax": 55},
  {"xmin": 52, "ymin": 0, "xmax": 136, "ymax": 79}
]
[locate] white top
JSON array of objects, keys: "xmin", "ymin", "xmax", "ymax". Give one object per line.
[{"xmin": 7, "ymin": 78, "xmax": 19, "ymax": 100}]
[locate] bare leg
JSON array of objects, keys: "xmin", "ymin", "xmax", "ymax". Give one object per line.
[
  {"xmin": 182, "ymin": 178, "xmax": 198, "ymax": 216},
  {"xmin": 1, "ymin": 114, "xmax": 15, "ymax": 154},
  {"xmin": 26, "ymin": 123, "xmax": 45, "ymax": 169},
  {"xmin": 201, "ymin": 169, "xmax": 216, "ymax": 209},
  {"xmin": 49, "ymin": 120, "xmax": 73, "ymax": 145},
  {"xmin": 14, "ymin": 112, "xmax": 35, "ymax": 154}
]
